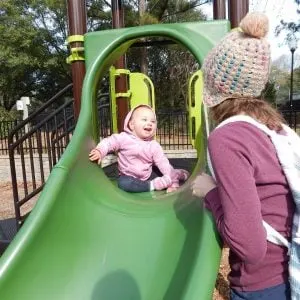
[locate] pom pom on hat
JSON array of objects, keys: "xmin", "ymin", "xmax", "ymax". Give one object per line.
[
  {"xmin": 239, "ymin": 12, "xmax": 269, "ymax": 38},
  {"xmin": 202, "ymin": 12, "xmax": 271, "ymax": 108}
]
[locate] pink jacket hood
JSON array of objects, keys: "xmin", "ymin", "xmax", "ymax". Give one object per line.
[{"xmin": 123, "ymin": 104, "xmax": 156, "ymax": 140}]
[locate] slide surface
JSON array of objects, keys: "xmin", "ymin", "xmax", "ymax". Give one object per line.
[{"xmin": 0, "ymin": 21, "xmax": 229, "ymax": 299}]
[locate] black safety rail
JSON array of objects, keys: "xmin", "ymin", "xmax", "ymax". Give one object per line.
[
  {"xmin": 280, "ymin": 109, "xmax": 300, "ymax": 133},
  {"xmin": 0, "ymin": 120, "xmax": 19, "ymax": 155},
  {"xmin": 157, "ymin": 111, "xmax": 193, "ymax": 150},
  {"xmin": 7, "ymin": 88, "xmax": 111, "ymax": 229},
  {"xmin": 8, "ymin": 84, "xmax": 74, "ymax": 228},
  {"xmin": 98, "ymin": 102, "xmax": 112, "ymax": 137}
]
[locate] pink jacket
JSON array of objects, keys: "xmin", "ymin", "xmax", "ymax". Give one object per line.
[{"xmin": 96, "ymin": 106, "xmax": 179, "ymax": 187}]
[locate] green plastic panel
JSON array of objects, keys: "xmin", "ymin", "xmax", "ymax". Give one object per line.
[
  {"xmin": 129, "ymin": 72, "xmax": 156, "ymax": 110},
  {"xmin": 188, "ymin": 70, "xmax": 204, "ymax": 156},
  {"xmin": 0, "ymin": 20, "xmax": 229, "ymax": 300},
  {"xmin": 109, "ymin": 67, "xmax": 156, "ymax": 133}
]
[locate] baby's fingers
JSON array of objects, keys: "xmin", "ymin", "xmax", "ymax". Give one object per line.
[
  {"xmin": 167, "ymin": 187, "xmax": 177, "ymax": 193},
  {"xmin": 89, "ymin": 149, "xmax": 97, "ymax": 156},
  {"xmin": 89, "ymin": 153, "xmax": 98, "ymax": 161}
]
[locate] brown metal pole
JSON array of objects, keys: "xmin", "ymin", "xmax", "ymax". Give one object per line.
[
  {"xmin": 66, "ymin": 0, "xmax": 87, "ymax": 120},
  {"xmin": 213, "ymin": 0, "xmax": 226, "ymax": 20},
  {"xmin": 112, "ymin": 0, "xmax": 129, "ymax": 132},
  {"xmin": 228, "ymin": 0, "xmax": 249, "ymax": 28}
]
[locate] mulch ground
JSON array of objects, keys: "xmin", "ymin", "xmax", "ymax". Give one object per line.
[{"xmin": 0, "ymin": 182, "xmax": 230, "ymax": 299}]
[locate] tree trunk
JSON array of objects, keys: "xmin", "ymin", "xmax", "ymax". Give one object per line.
[{"xmin": 139, "ymin": 0, "xmax": 148, "ymax": 74}]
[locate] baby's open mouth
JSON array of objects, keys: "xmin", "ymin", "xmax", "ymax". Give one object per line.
[{"xmin": 144, "ymin": 128, "xmax": 152, "ymax": 131}]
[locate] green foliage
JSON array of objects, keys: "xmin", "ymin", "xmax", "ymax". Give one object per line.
[
  {"xmin": 0, "ymin": 0, "xmax": 209, "ymax": 112},
  {"xmin": 294, "ymin": 67, "xmax": 300, "ymax": 91},
  {"xmin": 275, "ymin": 0, "xmax": 300, "ymax": 44},
  {"xmin": 125, "ymin": 0, "xmax": 207, "ymax": 109},
  {"xmin": 261, "ymin": 81, "xmax": 278, "ymax": 105},
  {"xmin": 0, "ymin": 0, "xmax": 114, "ymax": 111},
  {"xmin": 269, "ymin": 65, "xmax": 300, "ymax": 108},
  {"xmin": 0, "ymin": 106, "xmax": 18, "ymax": 121},
  {"xmin": 139, "ymin": 13, "xmax": 159, "ymax": 25},
  {"xmin": 87, "ymin": 0, "xmax": 112, "ymax": 31},
  {"xmin": 0, "ymin": 0, "xmax": 71, "ymax": 110}
]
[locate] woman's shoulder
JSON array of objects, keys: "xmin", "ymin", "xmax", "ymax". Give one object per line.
[{"xmin": 209, "ymin": 121, "xmax": 269, "ymax": 150}]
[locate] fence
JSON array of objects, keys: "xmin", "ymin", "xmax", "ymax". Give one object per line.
[
  {"xmin": 8, "ymin": 84, "xmax": 75, "ymax": 227},
  {"xmin": 0, "ymin": 109, "xmax": 193, "ymax": 156},
  {"xmin": 3, "ymin": 108, "xmax": 300, "ymax": 155},
  {"xmin": 3, "ymin": 108, "xmax": 300, "ymax": 157},
  {"xmin": 96, "ymin": 105, "xmax": 193, "ymax": 149},
  {"xmin": 0, "ymin": 120, "xmax": 19, "ymax": 155},
  {"xmin": 280, "ymin": 109, "xmax": 300, "ymax": 134},
  {"xmin": 156, "ymin": 111, "xmax": 192, "ymax": 149}
]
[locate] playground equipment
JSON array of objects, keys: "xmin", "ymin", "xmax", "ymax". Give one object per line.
[
  {"xmin": 188, "ymin": 70, "xmax": 204, "ymax": 155},
  {"xmin": 110, "ymin": 66, "xmax": 204, "ymax": 154},
  {"xmin": 109, "ymin": 66, "xmax": 156, "ymax": 133},
  {"xmin": 0, "ymin": 21, "xmax": 229, "ymax": 299}
]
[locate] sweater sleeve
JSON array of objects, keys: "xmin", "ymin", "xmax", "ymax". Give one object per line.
[
  {"xmin": 204, "ymin": 127, "xmax": 267, "ymax": 264},
  {"xmin": 151, "ymin": 141, "xmax": 178, "ymax": 187},
  {"xmin": 95, "ymin": 133, "xmax": 122, "ymax": 158}
]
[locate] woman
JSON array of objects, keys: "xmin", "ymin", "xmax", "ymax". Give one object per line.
[{"xmin": 192, "ymin": 12, "xmax": 296, "ymax": 300}]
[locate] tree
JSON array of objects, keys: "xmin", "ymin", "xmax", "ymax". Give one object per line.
[
  {"xmin": 0, "ymin": 0, "xmax": 210, "ymax": 113},
  {"xmin": 294, "ymin": 67, "xmax": 300, "ymax": 92},
  {"xmin": 0, "ymin": 0, "xmax": 46, "ymax": 110},
  {"xmin": 275, "ymin": 0, "xmax": 300, "ymax": 44},
  {"xmin": 125, "ymin": 0, "xmax": 208, "ymax": 109},
  {"xmin": 0, "ymin": 0, "xmax": 111, "ymax": 111}
]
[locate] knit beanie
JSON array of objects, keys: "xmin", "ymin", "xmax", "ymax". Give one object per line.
[{"xmin": 202, "ymin": 12, "xmax": 271, "ymax": 107}]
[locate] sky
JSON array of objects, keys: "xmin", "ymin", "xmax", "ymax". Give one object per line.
[{"xmin": 201, "ymin": 0, "xmax": 300, "ymax": 61}]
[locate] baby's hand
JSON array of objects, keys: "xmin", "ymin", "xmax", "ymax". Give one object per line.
[
  {"xmin": 89, "ymin": 149, "xmax": 102, "ymax": 165},
  {"xmin": 166, "ymin": 186, "xmax": 178, "ymax": 193}
]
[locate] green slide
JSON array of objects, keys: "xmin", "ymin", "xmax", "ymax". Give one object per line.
[{"xmin": 0, "ymin": 21, "xmax": 229, "ymax": 299}]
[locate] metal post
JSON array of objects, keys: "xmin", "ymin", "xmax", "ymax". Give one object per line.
[
  {"xmin": 66, "ymin": 0, "xmax": 87, "ymax": 120},
  {"xmin": 111, "ymin": 0, "xmax": 129, "ymax": 132},
  {"xmin": 21, "ymin": 97, "xmax": 30, "ymax": 133},
  {"xmin": 16, "ymin": 97, "xmax": 30, "ymax": 133},
  {"xmin": 228, "ymin": 0, "xmax": 249, "ymax": 28},
  {"xmin": 289, "ymin": 48, "xmax": 295, "ymax": 127},
  {"xmin": 213, "ymin": 0, "xmax": 226, "ymax": 20}
]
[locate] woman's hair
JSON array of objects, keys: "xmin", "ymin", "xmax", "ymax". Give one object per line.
[{"xmin": 210, "ymin": 98, "xmax": 286, "ymax": 132}]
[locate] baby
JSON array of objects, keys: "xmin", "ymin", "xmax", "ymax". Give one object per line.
[{"xmin": 89, "ymin": 105, "xmax": 189, "ymax": 192}]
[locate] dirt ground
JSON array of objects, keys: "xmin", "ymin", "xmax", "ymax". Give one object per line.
[
  {"xmin": 0, "ymin": 182, "xmax": 16, "ymax": 220},
  {"xmin": 0, "ymin": 182, "xmax": 230, "ymax": 299}
]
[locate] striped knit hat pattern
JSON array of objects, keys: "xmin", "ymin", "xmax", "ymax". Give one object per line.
[{"xmin": 202, "ymin": 12, "xmax": 271, "ymax": 107}]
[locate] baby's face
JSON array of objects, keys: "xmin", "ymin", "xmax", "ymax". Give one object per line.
[{"xmin": 129, "ymin": 107, "xmax": 157, "ymax": 140}]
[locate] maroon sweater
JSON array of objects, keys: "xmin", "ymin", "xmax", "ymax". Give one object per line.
[{"xmin": 204, "ymin": 122, "xmax": 295, "ymax": 292}]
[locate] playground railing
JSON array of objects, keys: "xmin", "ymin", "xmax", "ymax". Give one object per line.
[
  {"xmin": 156, "ymin": 110, "xmax": 193, "ymax": 150},
  {"xmin": 0, "ymin": 120, "xmax": 20, "ymax": 155},
  {"xmin": 280, "ymin": 109, "xmax": 300, "ymax": 134},
  {"xmin": 8, "ymin": 84, "xmax": 75, "ymax": 228},
  {"xmin": 1, "ymin": 106, "xmax": 193, "ymax": 155}
]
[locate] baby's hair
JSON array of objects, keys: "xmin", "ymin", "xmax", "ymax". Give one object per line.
[
  {"xmin": 131, "ymin": 104, "xmax": 152, "ymax": 115},
  {"xmin": 128, "ymin": 105, "xmax": 154, "ymax": 131},
  {"xmin": 130, "ymin": 105, "xmax": 154, "ymax": 120}
]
